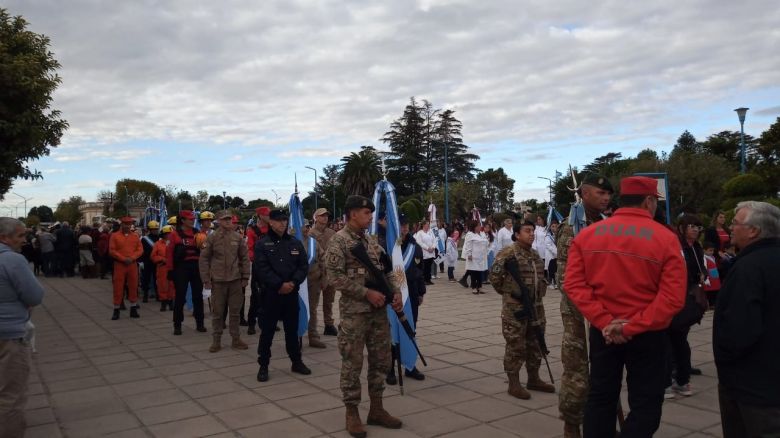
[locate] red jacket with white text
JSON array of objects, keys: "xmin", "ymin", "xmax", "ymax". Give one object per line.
[{"xmin": 563, "ymin": 207, "xmax": 686, "ymax": 337}]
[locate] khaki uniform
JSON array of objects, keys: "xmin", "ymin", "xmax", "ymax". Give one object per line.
[
  {"xmin": 490, "ymin": 244, "xmax": 547, "ymax": 374},
  {"xmin": 305, "ymin": 235, "xmax": 327, "ymax": 341},
  {"xmin": 199, "ymin": 228, "xmax": 251, "ymax": 340},
  {"xmin": 556, "ymin": 215, "xmax": 603, "ymax": 426},
  {"xmin": 310, "ymin": 225, "xmax": 337, "ymax": 327},
  {"xmin": 324, "ymin": 224, "xmax": 398, "ymax": 407}
]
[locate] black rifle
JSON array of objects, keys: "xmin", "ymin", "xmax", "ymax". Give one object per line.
[
  {"xmin": 504, "ymin": 256, "xmax": 554, "ymax": 384},
  {"xmin": 350, "ymin": 242, "xmax": 427, "ymax": 367}
]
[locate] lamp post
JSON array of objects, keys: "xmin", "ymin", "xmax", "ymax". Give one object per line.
[
  {"xmin": 734, "ymin": 107, "xmax": 749, "ymax": 174},
  {"xmin": 537, "ymin": 177, "xmax": 553, "ymax": 205},
  {"xmin": 305, "ymin": 166, "xmax": 318, "ymax": 211},
  {"xmin": 12, "ymin": 192, "xmax": 32, "ymax": 218},
  {"xmin": 271, "ymin": 189, "xmax": 280, "ymax": 206},
  {"xmin": 222, "ymin": 191, "xmax": 227, "ymax": 210},
  {"xmin": 444, "ymin": 140, "xmax": 450, "ymax": 224}
]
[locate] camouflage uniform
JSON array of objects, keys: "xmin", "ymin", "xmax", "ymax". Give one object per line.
[
  {"xmin": 490, "ymin": 244, "xmax": 547, "ymax": 374},
  {"xmin": 324, "ymin": 224, "xmax": 398, "ymax": 407},
  {"xmin": 556, "ymin": 215, "xmax": 603, "ymax": 426},
  {"xmin": 305, "ymin": 234, "xmax": 327, "ymax": 342},
  {"xmin": 309, "ymin": 224, "xmax": 337, "ymax": 333}
]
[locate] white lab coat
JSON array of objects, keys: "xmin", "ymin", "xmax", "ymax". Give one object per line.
[
  {"xmin": 532, "ymin": 226, "xmax": 548, "ymax": 258},
  {"xmin": 445, "ymin": 238, "xmax": 459, "ymax": 268},
  {"xmin": 414, "ymin": 229, "xmax": 436, "ymax": 260},
  {"xmin": 495, "ymin": 226, "xmax": 514, "ymax": 251},
  {"xmin": 542, "ymin": 231, "xmax": 557, "ymax": 270},
  {"xmin": 462, "ymin": 231, "xmax": 488, "ymax": 271}
]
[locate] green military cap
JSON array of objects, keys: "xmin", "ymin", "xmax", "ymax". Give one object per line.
[
  {"xmin": 344, "ymin": 195, "xmax": 375, "ymax": 213},
  {"xmin": 581, "ymin": 174, "xmax": 614, "ymax": 193}
]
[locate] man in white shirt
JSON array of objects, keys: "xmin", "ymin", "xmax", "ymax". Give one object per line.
[
  {"xmin": 495, "ymin": 218, "xmax": 514, "ymax": 251},
  {"xmin": 414, "ymin": 221, "xmax": 436, "ymax": 285}
]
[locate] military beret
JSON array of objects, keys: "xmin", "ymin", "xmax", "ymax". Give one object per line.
[
  {"xmin": 269, "ymin": 209, "xmax": 288, "ymax": 220},
  {"xmin": 398, "ymin": 213, "xmax": 408, "ymax": 225},
  {"xmin": 344, "ymin": 195, "xmax": 375, "ymax": 213},
  {"xmin": 581, "ymin": 174, "xmax": 614, "ymax": 193}
]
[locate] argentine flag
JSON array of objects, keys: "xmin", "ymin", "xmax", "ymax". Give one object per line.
[
  {"xmin": 288, "ymin": 193, "xmax": 314, "ymax": 337},
  {"xmin": 370, "ymin": 179, "xmax": 419, "ymax": 371}
]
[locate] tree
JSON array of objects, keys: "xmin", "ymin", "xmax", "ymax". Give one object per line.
[
  {"xmin": 582, "ymin": 152, "xmax": 628, "ymax": 177},
  {"xmin": 311, "ymin": 164, "xmax": 346, "ymax": 217},
  {"xmin": 431, "ymin": 109, "xmax": 479, "ymax": 187},
  {"xmin": 54, "ymin": 196, "xmax": 84, "ymax": 225},
  {"xmin": 246, "ymin": 198, "xmax": 275, "ymax": 209},
  {"xmin": 28, "ymin": 205, "xmax": 53, "ymax": 222},
  {"xmin": 229, "ymin": 196, "xmax": 245, "ymax": 209},
  {"xmin": 755, "ymin": 117, "xmax": 780, "ymax": 193},
  {"xmin": 340, "ymin": 146, "xmax": 382, "ymax": 197},
  {"xmin": 0, "ymin": 9, "xmax": 68, "ymax": 200},
  {"xmin": 701, "ymin": 131, "xmax": 758, "ymax": 168},
  {"xmin": 115, "ymin": 179, "xmax": 161, "ymax": 206},
  {"xmin": 666, "ymin": 152, "xmax": 734, "ymax": 216},
  {"xmin": 671, "ymin": 130, "xmax": 702, "ymax": 156},
  {"xmin": 382, "ymin": 97, "xmax": 427, "ymax": 196},
  {"xmin": 476, "ymin": 168, "xmax": 515, "ymax": 214},
  {"xmin": 193, "ymin": 190, "xmax": 209, "ymax": 210}
]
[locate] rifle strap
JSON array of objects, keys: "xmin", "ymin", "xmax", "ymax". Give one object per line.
[{"xmin": 504, "ymin": 256, "xmax": 535, "ymax": 303}]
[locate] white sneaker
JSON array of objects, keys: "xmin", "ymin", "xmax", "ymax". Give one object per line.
[
  {"xmin": 664, "ymin": 386, "xmax": 676, "ymax": 399},
  {"xmin": 672, "ymin": 382, "xmax": 693, "ymax": 397}
]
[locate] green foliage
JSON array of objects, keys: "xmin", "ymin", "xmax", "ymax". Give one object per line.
[
  {"xmin": 476, "ymin": 168, "xmax": 514, "ymax": 213},
  {"xmin": 340, "ymin": 146, "xmax": 381, "ymax": 197},
  {"xmin": 671, "ymin": 130, "xmax": 702, "ymax": 156},
  {"xmin": 28, "ymin": 205, "xmax": 53, "ymax": 222},
  {"xmin": 722, "ymin": 173, "xmax": 768, "ymax": 198},
  {"xmin": 54, "ymin": 196, "xmax": 84, "ymax": 224},
  {"xmin": 399, "ymin": 199, "xmax": 424, "ymax": 224},
  {"xmin": 0, "ymin": 9, "xmax": 68, "ymax": 200},
  {"xmin": 25, "ymin": 214, "xmax": 40, "ymax": 227},
  {"xmin": 115, "ymin": 179, "xmax": 161, "ymax": 206}
]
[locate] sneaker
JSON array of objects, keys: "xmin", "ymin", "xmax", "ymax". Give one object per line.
[
  {"xmin": 664, "ymin": 386, "xmax": 676, "ymax": 399},
  {"xmin": 672, "ymin": 382, "xmax": 693, "ymax": 397}
]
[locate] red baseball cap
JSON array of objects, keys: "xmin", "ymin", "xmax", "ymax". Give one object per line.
[
  {"xmin": 620, "ymin": 176, "xmax": 662, "ymax": 198},
  {"xmin": 231, "ymin": 215, "xmax": 239, "ymax": 224},
  {"xmin": 120, "ymin": 216, "xmax": 134, "ymax": 224},
  {"xmin": 179, "ymin": 210, "xmax": 196, "ymax": 220},
  {"xmin": 255, "ymin": 206, "xmax": 270, "ymax": 216}
]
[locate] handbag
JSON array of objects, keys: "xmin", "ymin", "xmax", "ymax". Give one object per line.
[{"xmin": 670, "ymin": 249, "xmax": 709, "ymax": 330}]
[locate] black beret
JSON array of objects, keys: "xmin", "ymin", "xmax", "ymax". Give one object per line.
[
  {"xmin": 581, "ymin": 174, "xmax": 614, "ymax": 193},
  {"xmin": 344, "ymin": 195, "xmax": 375, "ymax": 213},
  {"xmin": 269, "ymin": 209, "xmax": 288, "ymax": 220},
  {"xmin": 398, "ymin": 214, "xmax": 408, "ymax": 225}
]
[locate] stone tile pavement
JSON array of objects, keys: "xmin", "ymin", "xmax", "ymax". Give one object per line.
[{"xmin": 24, "ymin": 272, "xmax": 723, "ymax": 437}]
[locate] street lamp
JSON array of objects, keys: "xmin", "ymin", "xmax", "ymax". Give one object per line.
[
  {"xmin": 12, "ymin": 192, "xmax": 33, "ymax": 218},
  {"xmin": 222, "ymin": 191, "xmax": 227, "ymax": 210},
  {"xmin": 305, "ymin": 166, "xmax": 318, "ymax": 211},
  {"xmin": 537, "ymin": 177, "xmax": 553, "ymax": 205},
  {"xmin": 734, "ymin": 107, "xmax": 749, "ymax": 174},
  {"xmin": 271, "ymin": 189, "xmax": 280, "ymax": 206}
]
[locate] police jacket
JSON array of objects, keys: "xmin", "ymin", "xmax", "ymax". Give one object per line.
[
  {"xmin": 253, "ymin": 228, "xmax": 308, "ymax": 296},
  {"xmin": 563, "ymin": 207, "xmax": 686, "ymax": 337},
  {"xmin": 714, "ymin": 238, "xmax": 780, "ymax": 406}
]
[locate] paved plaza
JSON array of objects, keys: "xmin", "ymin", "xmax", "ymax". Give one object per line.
[{"xmin": 25, "ymin": 274, "xmax": 723, "ymax": 437}]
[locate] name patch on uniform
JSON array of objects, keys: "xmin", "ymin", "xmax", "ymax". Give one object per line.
[
  {"xmin": 291, "ymin": 249, "xmax": 300, "ymax": 255},
  {"xmin": 357, "ymin": 268, "xmax": 366, "ymax": 275},
  {"xmin": 264, "ymin": 242, "xmax": 274, "ymax": 246}
]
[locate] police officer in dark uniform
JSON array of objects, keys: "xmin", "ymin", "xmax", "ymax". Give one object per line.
[{"xmin": 254, "ymin": 209, "xmax": 311, "ymax": 382}]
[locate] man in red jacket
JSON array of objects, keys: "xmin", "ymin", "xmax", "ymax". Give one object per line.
[{"xmin": 564, "ymin": 176, "xmax": 686, "ymax": 438}]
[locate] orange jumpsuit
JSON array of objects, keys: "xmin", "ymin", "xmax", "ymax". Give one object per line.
[
  {"xmin": 109, "ymin": 231, "xmax": 143, "ymax": 306},
  {"xmin": 151, "ymin": 239, "xmax": 173, "ymax": 301}
]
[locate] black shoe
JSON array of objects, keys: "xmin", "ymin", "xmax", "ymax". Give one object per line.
[
  {"xmin": 129, "ymin": 306, "xmax": 140, "ymax": 318},
  {"xmin": 458, "ymin": 277, "xmax": 469, "ymax": 288},
  {"xmin": 111, "ymin": 309, "xmax": 120, "ymax": 320},
  {"xmin": 275, "ymin": 325, "xmax": 280, "ymax": 332},
  {"xmin": 167, "ymin": 300, "xmax": 174, "ymax": 311},
  {"xmin": 291, "ymin": 361, "xmax": 311, "ymax": 375},
  {"xmin": 385, "ymin": 372, "xmax": 397, "ymax": 385},
  {"xmin": 425, "ymin": 281, "xmax": 434, "ymax": 286},
  {"xmin": 119, "ymin": 301, "xmax": 127, "ymax": 310},
  {"xmin": 196, "ymin": 325, "xmax": 207, "ymax": 333},
  {"xmin": 247, "ymin": 326, "xmax": 256, "ymax": 335},
  {"xmin": 173, "ymin": 325, "xmax": 182, "ymax": 336},
  {"xmin": 160, "ymin": 302, "xmax": 167, "ymax": 312},
  {"xmin": 142, "ymin": 295, "xmax": 149, "ymax": 303},
  {"xmin": 323, "ymin": 325, "xmax": 338, "ymax": 336},
  {"xmin": 690, "ymin": 367, "xmax": 702, "ymax": 376},
  {"xmin": 257, "ymin": 365, "xmax": 269, "ymax": 382},
  {"xmin": 405, "ymin": 368, "xmax": 425, "ymax": 380},
  {"xmin": 239, "ymin": 319, "xmax": 248, "ymax": 326}
]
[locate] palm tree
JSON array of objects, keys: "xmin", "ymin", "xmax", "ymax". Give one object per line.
[{"xmin": 340, "ymin": 146, "xmax": 382, "ymax": 197}]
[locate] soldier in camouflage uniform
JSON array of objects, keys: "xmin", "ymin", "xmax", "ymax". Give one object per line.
[
  {"xmin": 324, "ymin": 195, "xmax": 404, "ymax": 438},
  {"xmin": 490, "ymin": 221, "xmax": 556, "ymax": 399},
  {"xmin": 556, "ymin": 175, "xmax": 613, "ymax": 438}
]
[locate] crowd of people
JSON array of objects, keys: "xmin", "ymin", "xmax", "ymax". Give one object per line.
[{"xmin": 1, "ymin": 177, "xmax": 779, "ymax": 438}]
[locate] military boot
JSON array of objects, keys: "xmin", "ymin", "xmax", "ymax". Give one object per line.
[
  {"xmin": 231, "ymin": 337, "xmax": 248, "ymax": 350},
  {"xmin": 367, "ymin": 397, "xmax": 402, "ymax": 429},
  {"xmin": 527, "ymin": 370, "xmax": 556, "ymax": 393},
  {"xmin": 345, "ymin": 405, "xmax": 367, "ymax": 438},
  {"xmin": 209, "ymin": 339, "xmax": 221, "ymax": 353},
  {"xmin": 309, "ymin": 337, "xmax": 326, "ymax": 349},
  {"xmin": 129, "ymin": 305, "xmax": 140, "ymax": 318},
  {"xmin": 111, "ymin": 309, "xmax": 120, "ymax": 320},
  {"xmin": 564, "ymin": 422, "xmax": 581, "ymax": 438},
  {"xmin": 507, "ymin": 372, "xmax": 530, "ymax": 399}
]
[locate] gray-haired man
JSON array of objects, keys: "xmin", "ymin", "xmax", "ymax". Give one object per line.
[{"xmin": 0, "ymin": 218, "xmax": 45, "ymax": 437}]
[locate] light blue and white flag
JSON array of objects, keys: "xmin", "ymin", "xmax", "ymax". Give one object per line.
[
  {"xmin": 288, "ymin": 193, "xmax": 312, "ymax": 337},
  {"xmin": 370, "ymin": 180, "xmax": 419, "ymax": 371},
  {"xmin": 546, "ymin": 205, "xmax": 564, "ymax": 230}
]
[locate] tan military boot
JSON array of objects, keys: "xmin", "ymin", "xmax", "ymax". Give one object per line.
[
  {"xmin": 527, "ymin": 371, "xmax": 556, "ymax": 393},
  {"xmin": 564, "ymin": 422, "xmax": 581, "ymax": 438},
  {"xmin": 209, "ymin": 339, "xmax": 221, "ymax": 353},
  {"xmin": 507, "ymin": 372, "xmax": 531, "ymax": 399},
  {"xmin": 345, "ymin": 405, "xmax": 367, "ymax": 438},
  {"xmin": 309, "ymin": 338, "xmax": 326, "ymax": 349},
  {"xmin": 367, "ymin": 397, "xmax": 402, "ymax": 429},
  {"xmin": 231, "ymin": 337, "xmax": 248, "ymax": 350}
]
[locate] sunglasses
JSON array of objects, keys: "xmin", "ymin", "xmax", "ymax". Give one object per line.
[{"xmin": 686, "ymin": 225, "xmax": 703, "ymax": 232}]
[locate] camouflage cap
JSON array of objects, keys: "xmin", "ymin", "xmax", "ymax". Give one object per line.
[
  {"xmin": 344, "ymin": 195, "xmax": 375, "ymax": 213},
  {"xmin": 581, "ymin": 174, "xmax": 614, "ymax": 193}
]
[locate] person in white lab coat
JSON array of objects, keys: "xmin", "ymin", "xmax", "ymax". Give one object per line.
[
  {"xmin": 460, "ymin": 220, "xmax": 489, "ymax": 294},
  {"xmin": 445, "ymin": 230, "xmax": 459, "ymax": 281},
  {"xmin": 495, "ymin": 218, "xmax": 514, "ymax": 251},
  {"xmin": 413, "ymin": 221, "xmax": 436, "ymax": 285}
]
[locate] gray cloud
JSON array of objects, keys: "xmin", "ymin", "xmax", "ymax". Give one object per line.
[
  {"xmin": 755, "ymin": 106, "xmax": 780, "ymax": 117},
  {"xmin": 5, "ymin": 0, "xmax": 779, "ymax": 156}
]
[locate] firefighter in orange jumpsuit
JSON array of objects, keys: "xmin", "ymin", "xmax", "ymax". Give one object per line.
[
  {"xmin": 152, "ymin": 225, "xmax": 175, "ymax": 312},
  {"xmin": 110, "ymin": 217, "xmax": 143, "ymax": 320}
]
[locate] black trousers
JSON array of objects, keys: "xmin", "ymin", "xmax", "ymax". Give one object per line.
[
  {"xmin": 421, "ymin": 258, "xmax": 433, "ymax": 283},
  {"xmin": 547, "ymin": 259, "xmax": 558, "ymax": 284},
  {"xmin": 667, "ymin": 327, "xmax": 691, "ymax": 386},
  {"xmin": 466, "ymin": 270, "xmax": 482, "ymax": 290},
  {"xmin": 719, "ymin": 384, "xmax": 780, "ymax": 438},
  {"xmin": 257, "ymin": 293, "xmax": 300, "ymax": 366},
  {"xmin": 172, "ymin": 261, "xmax": 204, "ymax": 326},
  {"xmin": 247, "ymin": 272, "xmax": 261, "ymax": 329},
  {"xmin": 583, "ymin": 327, "xmax": 667, "ymax": 438},
  {"xmin": 141, "ymin": 262, "xmax": 156, "ymax": 297}
]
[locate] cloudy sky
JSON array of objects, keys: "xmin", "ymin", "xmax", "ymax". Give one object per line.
[{"xmin": 4, "ymin": 0, "xmax": 780, "ymax": 217}]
